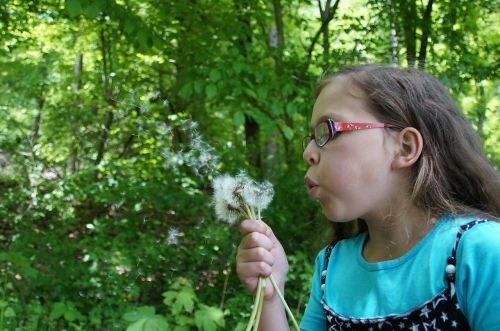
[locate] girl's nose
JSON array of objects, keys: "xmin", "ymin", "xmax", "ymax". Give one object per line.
[{"xmin": 303, "ymin": 142, "xmax": 319, "ymax": 165}]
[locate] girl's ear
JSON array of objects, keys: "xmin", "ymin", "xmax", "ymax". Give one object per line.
[{"xmin": 392, "ymin": 127, "xmax": 423, "ymax": 170}]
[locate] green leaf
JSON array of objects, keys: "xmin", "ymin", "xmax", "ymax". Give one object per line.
[
  {"xmin": 206, "ymin": 84, "xmax": 217, "ymax": 99},
  {"xmin": 66, "ymin": 0, "xmax": 82, "ymax": 17},
  {"xmin": 0, "ymin": 300, "xmax": 7, "ymax": 309},
  {"xmin": 209, "ymin": 69, "xmax": 221, "ymax": 82},
  {"xmin": 126, "ymin": 315, "xmax": 169, "ymax": 331},
  {"xmin": 123, "ymin": 306, "xmax": 156, "ymax": 322},
  {"xmin": 85, "ymin": 2, "xmax": 101, "ymax": 19},
  {"xmin": 194, "ymin": 80, "xmax": 204, "ymax": 94},
  {"xmin": 233, "ymin": 111, "xmax": 245, "ymax": 126},
  {"xmin": 286, "ymin": 103, "xmax": 297, "ymax": 116},
  {"xmin": 4, "ymin": 307, "xmax": 15, "ymax": 318},
  {"xmin": 144, "ymin": 316, "xmax": 169, "ymax": 331},
  {"xmin": 64, "ymin": 309, "xmax": 76, "ymax": 322},
  {"xmin": 233, "ymin": 62, "xmax": 245, "ymax": 74},
  {"xmin": 271, "ymin": 102, "xmax": 282, "ymax": 116},
  {"xmin": 194, "ymin": 304, "xmax": 225, "ymax": 331},
  {"xmin": 126, "ymin": 318, "xmax": 147, "ymax": 331},
  {"xmin": 176, "ymin": 287, "xmax": 196, "ymax": 313},
  {"xmin": 162, "ymin": 291, "xmax": 176, "ymax": 306},
  {"xmin": 50, "ymin": 302, "xmax": 66, "ymax": 319},
  {"xmin": 125, "ymin": 19, "xmax": 137, "ymax": 34},
  {"xmin": 179, "ymin": 83, "xmax": 193, "ymax": 99},
  {"xmin": 279, "ymin": 122, "xmax": 294, "ymax": 140},
  {"xmin": 243, "ymin": 88, "xmax": 257, "ymax": 99},
  {"xmin": 257, "ymin": 86, "xmax": 268, "ymax": 99}
]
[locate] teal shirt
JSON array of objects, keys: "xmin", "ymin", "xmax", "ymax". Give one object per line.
[{"xmin": 299, "ymin": 215, "xmax": 500, "ymax": 331}]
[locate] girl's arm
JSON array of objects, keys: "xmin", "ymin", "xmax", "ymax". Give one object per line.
[{"xmin": 236, "ymin": 219, "xmax": 291, "ymax": 331}]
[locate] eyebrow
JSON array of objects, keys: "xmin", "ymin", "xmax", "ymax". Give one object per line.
[{"xmin": 309, "ymin": 114, "xmax": 346, "ymax": 131}]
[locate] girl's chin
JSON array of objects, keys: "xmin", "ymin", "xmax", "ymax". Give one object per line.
[{"xmin": 321, "ymin": 204, "xmax": 354, "ymax": 223}]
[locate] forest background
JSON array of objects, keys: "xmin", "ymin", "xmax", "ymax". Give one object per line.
[{"xmin": 0, "ymin": 0, "xmax": 498, "ymax": 330}]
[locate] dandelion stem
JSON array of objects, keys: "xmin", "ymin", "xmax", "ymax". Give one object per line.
[
  {"xmin": 244, "ymin": 204, "xmax": 254, "ymax": 220},
  {"xmin": 245, "ymin": 277, "xmax": 264, "ymax": 331},
  {"xmin": 253, "ymin": 277, "xmax": 266, "ymax": 331},
  {"xmin": 269, "ymin": 274, "xmax": 301, "ymax": 331}
]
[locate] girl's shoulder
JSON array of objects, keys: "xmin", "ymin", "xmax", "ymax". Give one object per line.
[
  {"xmin": 431, "ymin": 214, "xmax": 500, "ymax": 265},
  {"xmin": 437, "ymin": 214, "xmax": 500, "ymax": 243}
]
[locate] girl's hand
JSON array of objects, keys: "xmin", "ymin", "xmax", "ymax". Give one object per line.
[{"xmin": 236, "ymin": 219, "xmax": 288, "ymax": 300}]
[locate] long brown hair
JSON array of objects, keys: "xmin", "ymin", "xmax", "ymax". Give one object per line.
[{"xmin": 318, "ymin": 64, "xmax": 500, "ymax": 242}]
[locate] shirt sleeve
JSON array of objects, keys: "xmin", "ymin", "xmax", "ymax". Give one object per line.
[
  {"xmin": 456, "ymin": 221, "xmax": 500, "ymax": 331},
  {"xmin": 299, "ymin": 248, "xmax": 327, "ymax": 331}
]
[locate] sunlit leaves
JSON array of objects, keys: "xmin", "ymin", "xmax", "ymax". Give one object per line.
[
  {"xmin": 123, "ymin": 306, "xmax": 169, "ymax": 331},
  {"xmin": 194, "ymin": 305, "xmax": 226, "ymax": 331}
]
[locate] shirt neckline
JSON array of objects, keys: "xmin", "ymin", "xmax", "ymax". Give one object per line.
[{"xmin": 356, "ymin": 213, "xmax": 449, "ymax": 271}]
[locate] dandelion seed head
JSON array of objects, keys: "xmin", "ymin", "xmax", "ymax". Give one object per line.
[
  {"xmin": 214, "ymin": 199, "xmax": 240, "ymax": 224},
  {"xmin": 241, "ymin": 180, "xmax": 274, "ymax": 210},
  {"xmin": 212, "ymin": 174, "xmax": 246, "ymax": 223},
  {"xmin": 255, "ymin": 180, "xmax": 274, "ymax": 210}
]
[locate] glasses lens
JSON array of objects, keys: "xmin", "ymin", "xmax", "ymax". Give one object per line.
[
  {"xmin": 302, "ymin": 136, "xmax": 312, "ymax": 150},
  {"xmin": 315, "ymin": 122, "xmax": 330, "ymax": 146}
]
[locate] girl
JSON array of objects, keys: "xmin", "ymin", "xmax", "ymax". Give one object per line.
[{"xmin": 236, "ymin": 64, "xmax": 500, "ymax": 331}]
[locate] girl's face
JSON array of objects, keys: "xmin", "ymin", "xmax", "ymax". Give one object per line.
[{"xmin": 303, "ymin": 76, "xmax": 399, "ymax": 223}]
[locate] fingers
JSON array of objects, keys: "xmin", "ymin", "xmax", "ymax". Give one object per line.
[
  {"xmin": 240, "ymin": 219, "xmax": 278, "ymax": 242},
  {"xmin": 237, "ymin": 245, "xmax": 275, "ymax": 266},
  {"xmin": 236, "ymin": 262, "xmax": 274, "ymax": 296},
  {"xmin": 239, "ymin": 231, "xmax": 273, "ymax": 251},
  {"xmin": 237, "ymin": 261, "xmax": 273, "ymax": 279}
]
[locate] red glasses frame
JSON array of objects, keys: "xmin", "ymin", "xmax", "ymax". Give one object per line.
[{"xmin": 303, "ymin": 119, "xmax": 401, "ymax": 149}]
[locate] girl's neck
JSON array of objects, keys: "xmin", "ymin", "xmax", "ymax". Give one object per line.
[{"xmin": 362, "ymin": 207, "xmax": 438, "ymax": 263}]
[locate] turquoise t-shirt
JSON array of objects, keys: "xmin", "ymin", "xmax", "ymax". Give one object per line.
[{"xmin": 299, "ymin": 214, "xmax": 500, "ymax": 331}]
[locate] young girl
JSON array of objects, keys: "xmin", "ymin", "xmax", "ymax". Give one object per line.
[{"xmin": 236, "ymin": 64, "xmax": 500, "ymax": 331}]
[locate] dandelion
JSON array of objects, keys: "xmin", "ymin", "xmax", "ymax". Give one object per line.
[
  {"xmin": 211, "ymin": 172, "xmax": 299, "ymax": 331},
  {"xmin": 166, "ymin": 227, "xmax": 180, "ymax": 245}
]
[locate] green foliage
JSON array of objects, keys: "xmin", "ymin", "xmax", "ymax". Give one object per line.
[{"xmin": 123, "ymin": 278, "xmax": 225, "ymax": 331}]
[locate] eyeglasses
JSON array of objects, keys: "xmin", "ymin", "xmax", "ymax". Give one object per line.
[{"xmin": 303, "ymin": 119, "xmax": 401, "ymax": 150}]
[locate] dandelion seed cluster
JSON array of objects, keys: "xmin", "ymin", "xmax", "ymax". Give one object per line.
[{"xmin": 212, "ymin": 171, "xmax": 274, "ymax": 224}]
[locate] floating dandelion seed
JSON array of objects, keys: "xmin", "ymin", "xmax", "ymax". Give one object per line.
[
  {"xmin": 185, "ymin": 133, "xmax": 219, "ymax": 177},
  {"xmin": 166, "ymin": 227, "xmax": 180, "ymax": 245}
]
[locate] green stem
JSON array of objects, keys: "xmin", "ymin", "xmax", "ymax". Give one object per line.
[
  {"xmin": 269, "ymin": 274, "xmax": 301, "ymax": 331},
  {"xmin": 253, "ymin": 277, "xmax": 266, "ymax": 331},
  {"xmin": 245, "ymin": 276, "xmax": 264, "ymax": 331},
  {"xmin": 244, "ymin": 204, "xmax": 254, "ymax": 220}
]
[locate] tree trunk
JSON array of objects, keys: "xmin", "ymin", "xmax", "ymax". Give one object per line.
[
  {"xmin": 68, "ymin": 47, "xmax": 83, "ymax": 173},
  {"xmin": 95, "ymin": 27, "xmax": 116, "ymax": 167},
  {"xmin": 321, "ymin": 0, "xmax": 332, "ymax": 70},
  {"xmin": 417, "ymin": 0, "xmax": 434, "ymax": 70},
  {"xmin": 272, "ymin": 0, "xmax": 284, "ymax": 68},
  {"xmin": 389, "ymin": 1, "xmax": 399, "ymax": 64},
  {"xmin": 476, "ymin": 83, "xmax": 486, "ymax": 138},
  {"xmin": 402, "ymin": 0, "xmax": 417, "ymax": 67},
  {"xmin": 302, "ymin": 0, "xmax": 340, "ymax": 74},
  {"xmin": 234, "ymin": 0, "xmax": 262, "ymax": 170}
]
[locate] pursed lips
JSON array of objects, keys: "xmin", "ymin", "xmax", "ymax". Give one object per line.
[{"xmin": 304, "ymin": 176, "xmax": 320, "ymax": 198}]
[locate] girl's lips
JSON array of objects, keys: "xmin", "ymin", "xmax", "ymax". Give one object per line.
[
  {"xmin": 304, "ymin": 176, "xmax": 320, "ymax": 198},
  {"xmin": 307, "ymin": 185, "xmax": 320, "ymax": 198}
]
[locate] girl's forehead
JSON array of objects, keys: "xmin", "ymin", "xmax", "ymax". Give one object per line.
[{"xmin": 311, "ymin": 79, "xmax": 373, "ymax": 122}]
